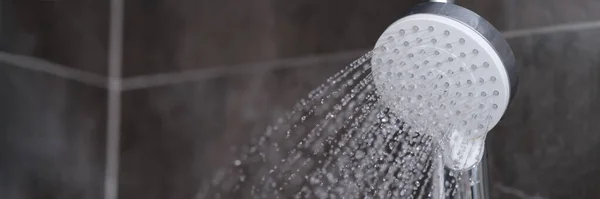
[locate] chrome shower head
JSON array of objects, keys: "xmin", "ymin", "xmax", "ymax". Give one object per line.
[
  {"xmin": 429, "ymin": 0, "xmax": 455, "ymax": 3},
  {"xmin": 371, "ymin": 2, "xmax": 517, "ymax": 171}
]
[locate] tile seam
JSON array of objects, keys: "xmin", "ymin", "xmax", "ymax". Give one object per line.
[
  {"xmin": 104, "ymin": 0, "xmax": 124, "ymax": 198},
  {"xmin": 120, "ymin": 20, "xmax": 600, "ymax": 90},
  {"xmin": 5, "ymin": 20, "xmax": 600, "ymax": 89}
]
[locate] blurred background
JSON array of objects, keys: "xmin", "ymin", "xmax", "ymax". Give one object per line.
[{"xmin": 2, "ymin": 0, "xmax": 600, "ymax": 198}]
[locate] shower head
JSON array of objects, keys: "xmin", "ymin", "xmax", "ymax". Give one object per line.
[{"xmin": 371, "ymin": 2, "xmax": 517, "ymax": 171}]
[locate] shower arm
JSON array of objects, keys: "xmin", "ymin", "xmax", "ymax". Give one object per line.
[{"xmin": 429, "ymin": 0, "xmax": 455, "ymax": 3}]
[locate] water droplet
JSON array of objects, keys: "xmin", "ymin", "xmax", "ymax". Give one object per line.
[
  {"xmin": 460, "ymin": 53, "xmax": 466, "ymax": 58},
  {"xmin": 431, "ymin": 38, "xmax": 438, "ymax": 44},
  {"xmin": 473, "ymin": 49, "xmax": 479, "ymax": 55},
  {"xmin": 471, "ymin": 64, "xmax": 477, "ymax": 71},
  {"xmin": 428, "ymin": 26, "xmax": 435, "ymax": 32},
  {"xmin": 490, "ymin": 76, "xmax": 497, "ymax": 82},
  {"xmin": 459, "ymin": 38, "xmax": 466, "ymax": 44},
  {"xmin": 481, "ymin": 92, "xmax": 487, "ymax": 97},
  {"xmin": 416, "ymin": 38, "xmax": 423, "ymax": 43},
  {"xmin": 479, "ymin": 78, "xmax": 485, "ymax": 84},
  {"xmin": 492, "ymin": 104, "xmax": 498, "ymax": 109},
  {"xmin": 434, "ymin": 50, "xmax": 440, "ymax": 55},
  {"xmin": 467, "ymin": 79, "xmax": 473, "ymax": 85},
  {"xmin": 387, "ymin": 59, "xmax": 394, "ymax": 64},
  {"xmin": 408, "ymin": 53, "xmax": 414, "ymax": 58},
  {"xmin": 446, "ymin": 44, "xmax": 452, "ymax": 49},
  {"xmin": 444, "ymin": 82, "xmax": 450, "ymax": 88},
  {"xmin": 493, "ymin": 90, "xmax": 500, "ymax": 96},
  {"xmin": 393, "ymin": 48, "xmax": 400, "ymax": 54},
  {"xmin": 399, "ymin": 29, "xmax": 406, "ymax": 36},
  {"xmin": 234, "ymin": 160, "xmax": 241, "ymax": 166},
  {"xmin": 448, "ymin": 57, "xmax": 454, "ymax": 62},
  {"xmin": 404, "ymin": 41, "xmax": 410, "ymax": 46},
  {"xmin": 444, "ymin": 30, "xmax": 450, "ymax": 36}
]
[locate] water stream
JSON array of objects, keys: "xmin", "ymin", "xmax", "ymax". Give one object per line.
[{"xmin": 197, "ymin": 52, "xmax": 468, "ymax": 199}]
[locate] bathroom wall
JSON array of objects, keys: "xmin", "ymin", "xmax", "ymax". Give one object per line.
[
  {"xmin": 0, "ymin": 1, "xmax": 108, "ymax": 199},
  {"xmin": 3, "ymin": 0, "xmax": 600, "ymax": 198}
]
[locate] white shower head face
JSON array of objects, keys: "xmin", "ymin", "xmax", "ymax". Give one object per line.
[{"xmin": 371, "ymin": 13, "xmax": 511, "ymax": 170}]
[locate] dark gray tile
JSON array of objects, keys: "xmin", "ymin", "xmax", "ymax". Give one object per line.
[
  {"xmin": 487, "ymin": 28, "xmax": 600, "ymax": 198},
  {"xmin": 118, "ymin": 54, "xmax": 355, "ymax": 198},
  {"xmin": 121, "ymin": 0, "xmax": 419, "ymax": 77},
  {"xmin": 459, "ymin": 0, "xmax": 600, "ymax": 31},
  {"xmin": 122, "ymin": 0, "xmax": 278, "ymax": 77},
  {"xmin": 458, "ymin": 0, "xmax": 509, "ymax": 30},
  {"xmin": 119, "ymin": 78, "xmax": 228, "ymax": 199},
  {"xmin": 11, "ymin": 0, "xmax": 109, "ymax": 75},
  {"xmin": 269, "ymin": 0, "xmax": 420, "ymax": 58},
  {"xmin": 505, "ymin": 0, "xmax": 600, "ymax": 30},
  {"xmin": 0, "ymin": 64, "xmax": 107, "ymax": 198}
]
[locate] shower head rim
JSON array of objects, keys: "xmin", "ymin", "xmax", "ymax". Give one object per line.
[
  {"xmin": 407, "ymin": 2, "xmax": 517, "ymax": 171},
  {"xmin": 408, "ymin": 2, "xmax": 518, "ymax": 103},
  {"xmin": 380, "ymin": 13, "xmax": 507, "ymax": 171},
  {"xmin": 371, "ymin": 2, "xmax": 517, "ymax": 171}
]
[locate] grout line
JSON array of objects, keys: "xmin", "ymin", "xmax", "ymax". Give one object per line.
[
  {"xmin": 6, "ymin": 19, "xmax": 600, "ymax": 90},
  {"xmin": 120, "ymin": 19, "xmax": 600, "ymax": 90},
  {"xmin": 502, "ymin": 20, "xmax": 600, "ymax": 38},
  {"xmin": 120, "ymin": 49, "xmax": 367, "ymax": 90},
  {"xmin": 0, "ymin": 52, "xmax": 107, "ymax": 87},
  {"xmin": 104, "ymin": 0, "xmax": 124, "ymax": 198}
]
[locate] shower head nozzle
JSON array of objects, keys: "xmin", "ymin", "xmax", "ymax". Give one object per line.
[{"xmin": 371, "ymin": 2, "xmax": 517, "ymax": 171}]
